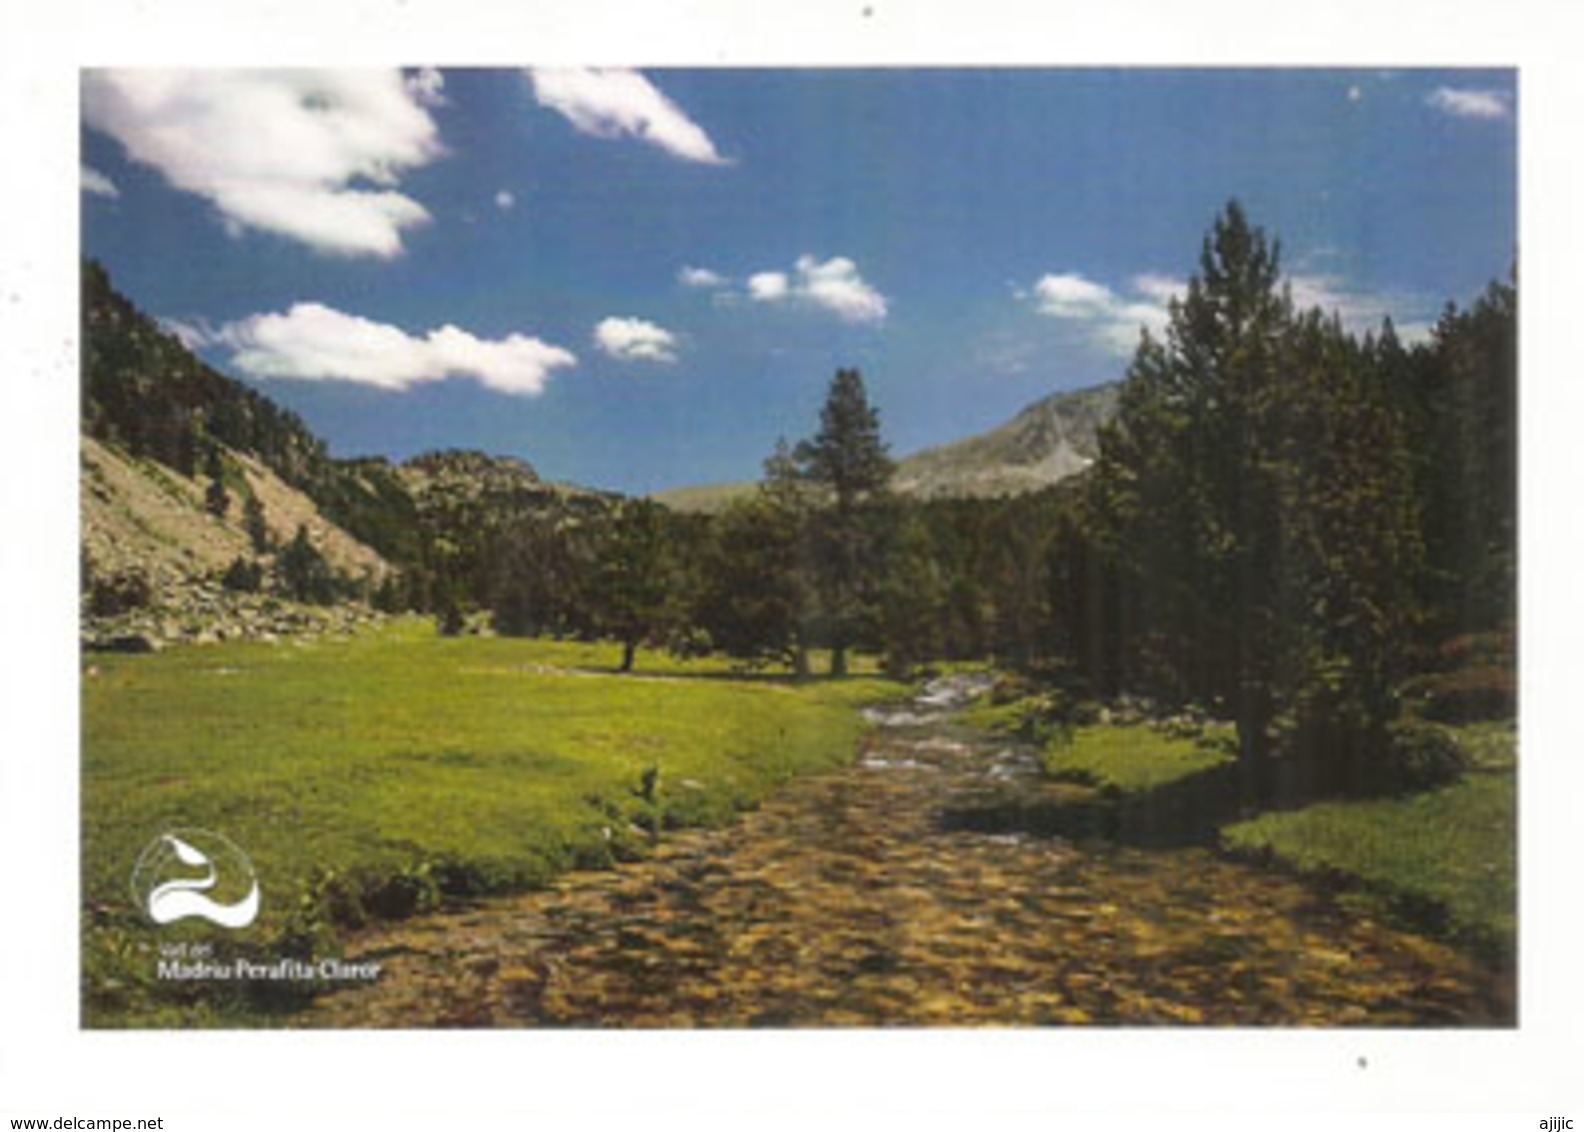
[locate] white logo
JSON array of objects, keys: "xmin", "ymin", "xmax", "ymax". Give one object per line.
[{"xmin": 130, "ymin": 829, "xmax": 261, "ymax": 929}]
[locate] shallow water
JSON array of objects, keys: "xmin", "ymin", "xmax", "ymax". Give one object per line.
[{"xmin": 300, "ymin": 676, "xmax": 1512, "ymax": 1027}]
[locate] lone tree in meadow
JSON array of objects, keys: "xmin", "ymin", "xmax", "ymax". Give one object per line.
[{"xmin": 795, "ymin": 368, "xmax": 894, "ymax": 676}]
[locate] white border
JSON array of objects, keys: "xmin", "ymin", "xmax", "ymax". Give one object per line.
[{"xmin": 3, "ymin": 1, "xmax": 1580, "ymax": 1124}]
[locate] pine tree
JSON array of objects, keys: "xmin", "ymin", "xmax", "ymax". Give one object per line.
[
  {"xmin": 590, "ymin": 500, "xmax": 677, "ymax": 673},
  {"xmin": 489, "ymin": 517, "xmax": 566, "ymax": 637},
  {"xmin": 795, "ymin": 369, "xmax": 894, "ymax": 514},
  {"xmin": 794, "ymin": 368, "xmax": 895, "ymax": 675},
  {"xmin": 204, "ymin": 446, "xmax": 230, "ymax": 519},
  {"xmin": 692, "ymin": 434, "xmax": 841, "ymax": 678},
  {"xmin": 1095, "ymin": 201, "xmax": 1290, "ymax": 781},
  {"xmin": 243, "ymin": 494, "xmax": 270, "ymax": 553},
  {"xmin": 222, "ymin": 555, "xmax": 263, "ymax": 593},
  {"xmin": 175, "ymin": 425, "xmax": 199, "ymax": 479},
  {"xmin": 1413, "ymin": 280, "xmax": 1518, "ymax": 637},
  {"xmin": 697, "ymin": 495, "xmax": 809, "ymax": 673},
  {"xmin": 1090, "ymin": 201, "xmax": 1436, "ymax": 798},
  {"xmin": 880, "ymin": 511, "xmax": 946, "ymax": 678},
  {"xmin": 277, "ymin": 524, "xmax": 335, "ymax": 604},
  {"xmin": 1263, "ymin": 309, "xmax": 1425, "ymax": 793}
]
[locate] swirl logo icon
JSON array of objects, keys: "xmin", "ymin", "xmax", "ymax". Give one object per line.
[{"xmin": 130, "ymin": 829, "xmax": 261, "ymax": 929}]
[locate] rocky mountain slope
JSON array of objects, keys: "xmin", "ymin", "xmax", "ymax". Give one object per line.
[
  {"xmin": 82, "ymin": 438, "xmax": 389, "ymax": 588},
  {"xmin": 80, "ymin": 263, "xmax": 623, "ymax": 649},
  {"xmin": 892, "ymin": 382, "xmax": 1119, "ymax": 500},
  {"xmin": 80, "ymin": 262, "xmax": 403, "ymax": 649},
  {"xmin": 80, "ymin": 435, "xmax": 392, "ymax": 650}
]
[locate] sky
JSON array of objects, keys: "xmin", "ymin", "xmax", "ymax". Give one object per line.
[{"xmin": 80, "ymin": 67, "xmax": 1517, "ymax": 496}]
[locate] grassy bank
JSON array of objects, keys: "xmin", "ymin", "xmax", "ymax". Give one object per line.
[
  {"xmin": 960, "ymin": 695, "xmax": 1237, "ymax": 795},
  {"xmin": 961, "ymin": 702, "xmax": 1516, "ymax": 961},
  {"xmin": 1040, "ymin": 724, "xmax": 1236, "ymax": 794},
  {"xmin": 1223, "ymin": 724, "xmax": 1516, "ymax": 959},
  {"xmin": 82, "ymin": 619, "xmax": 897, "ymax": 1024}
]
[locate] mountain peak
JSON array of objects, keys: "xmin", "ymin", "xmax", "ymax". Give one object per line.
[{"xmin": 891, "ymin": 381, "xmax": 1120, "ymax": 500}]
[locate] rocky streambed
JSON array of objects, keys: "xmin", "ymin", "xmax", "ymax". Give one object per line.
[{"xmin": 298, "ymin": 675, "xmax": 1511, "ymax": 1027}]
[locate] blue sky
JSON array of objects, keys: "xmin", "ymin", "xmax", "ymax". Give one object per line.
[{"xmin": 81, "ymin": 67, "xmax": 1516, "ymax": 495}]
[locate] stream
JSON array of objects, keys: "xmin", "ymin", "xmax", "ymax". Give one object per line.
[{"xmin": 298, "ymin": 675, "xmax": 1511, "ymax": 1027}]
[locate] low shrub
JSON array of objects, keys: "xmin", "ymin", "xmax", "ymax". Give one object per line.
[
  {"xmin": 221, "ymin": 556, "xmax": 264, "ymax": 593},
  {"xmin": 362, "ymin": 867, "xmax": 442, "ymax": 920},
  {"xmin": 88, "ymin": 569, "xmax": 152, "ymax": 616},
  {"xmin": 1378, "ymin": 719, "xmax": 1472, "ymax": 794}
]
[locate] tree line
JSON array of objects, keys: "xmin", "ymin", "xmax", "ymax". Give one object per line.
[
  {"xmin": 84, "ymin": 202, "xmax": 1516, "ymax": 798},
  {"xmin": 1048, "ymin": 202, "xmax": 1515, "ymax": 798},
  {"xmin": 478, "ymin": 202, "xmax": 1515, "ymax": 800}
]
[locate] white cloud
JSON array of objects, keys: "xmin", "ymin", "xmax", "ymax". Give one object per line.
[
  {"xmin": 594, "ymin": 317, "xmax": 679, "ymax": 364},
  {"xmin": 1027, "ymin": 271, "xmax": 1182, "ymax": 356},
  {"xmin": 526, "ymin": 68, "xmax": 727, "ymax": 165},
  {"xmin": 158, "ymin": 316, "xmax": 218, "ymax": 352},
  {"xmin": 81, "ymin": 165, "xmax": 119, "ymax": 198},
  {"xmin": 81, "ymin": 69, "xmax": 444, "ymax": 258},
  {"xmin": 1027, "ymin": 263, "xmax": 1434, "ymax": 358},
  {"xmin": 741, "ymin": 255, "xmax": 888, "ymax": 323},
  {"xmin": 1426, "ymin": 86, "xmax": 1511, "ymax": 120},
  {"xmin": 407, "ymin": 66, "xmax": 446, "ymax": 107},
  {"xmin": 1393, "ymin": 321, "xmax": 1437, "ymax": 347},
  {"xmin": 678, "ymin": 265, "xmax": 727, "ymax": 289},
  {"xmin": 495, "ymin": 189, "xmax": 515, "ymax": 211},
  {"xmin": 747, "ymin": 271, "xmax": 791, "ymax": 303},
  {"xmin": 1131, "ymin": 273, "xmax": 1186, "ymax": 305},
  {"xmin": 793, "ymin": 255, "xmax": 888, "ymax": 323},
  {"xmin": 1103, "ymin": 302, "xmax": 1175, "ymax": 353},
  {"xmin": 210, "ymin": 303, "xmax": 575, "ymax": 396},
  {"xmin": 1287, "ymin": 273, "xmax": 1435, "ymax": 339},
  {"xmin": 1032, "ymin": 273, "xmax": 1118, "ymax": 318}
]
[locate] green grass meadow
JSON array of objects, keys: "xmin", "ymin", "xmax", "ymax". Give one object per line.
[
  {"xmin": 82, "ymin": 619, "xmax": 897, "ymax": 1023},
  {"xmin": 1223, "ymin": 723, "xmax": 1517, "ymax": 959}
]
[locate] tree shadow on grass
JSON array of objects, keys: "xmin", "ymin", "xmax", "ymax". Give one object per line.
[{"xmin": 574, "ymin": 664, "xmax": 911, "ymax": 693}]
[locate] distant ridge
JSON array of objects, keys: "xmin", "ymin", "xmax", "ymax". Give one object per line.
[{"xmin": 652, "ymin": 382, "xmax": 1121, "ymax": 513}]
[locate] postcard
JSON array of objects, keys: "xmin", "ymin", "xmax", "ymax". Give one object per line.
[{"xmin": 77, "ymin": 66, "xmax": 1516, "ymax": 1035}]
